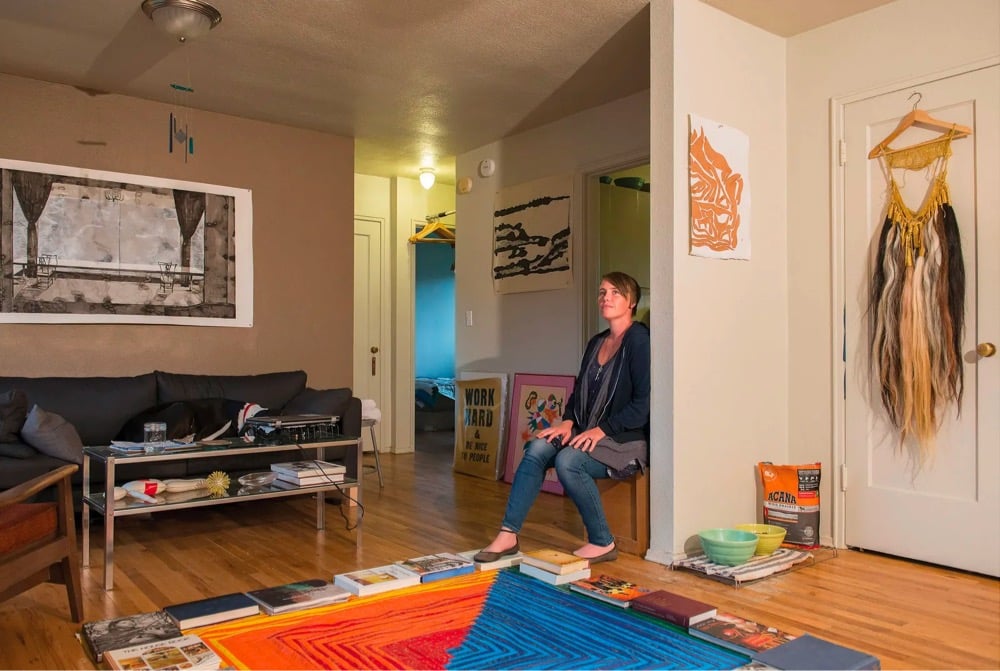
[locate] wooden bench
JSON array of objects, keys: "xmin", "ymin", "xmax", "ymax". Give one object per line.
[{"xmin": 599, "ymin": 470, "xmax": 649, "ymax": 556}]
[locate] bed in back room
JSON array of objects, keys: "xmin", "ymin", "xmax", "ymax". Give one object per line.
[{"xmin": 415, "ymin": 377, "xmax": 455, "ymax": 432}]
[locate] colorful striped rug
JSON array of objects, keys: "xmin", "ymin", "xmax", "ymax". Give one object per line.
[{"xmin": 193, "ymin": 570, "xmax": 746, "ymax": 670}]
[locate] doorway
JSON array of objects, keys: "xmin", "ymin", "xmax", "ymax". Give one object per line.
[{"xmin": 837, "ymin": 63, "xmax": 999, "ymax": 576}]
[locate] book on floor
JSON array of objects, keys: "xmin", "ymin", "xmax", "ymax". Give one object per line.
[
  {"xmin": 630, "ymin": 589, "xmax": 717, "ymax": 627},
  {"xmin": 567, "ymin": 574, "xmax": 653, "ymax": 607},
  {"xmin": 104, "ymin": 633, "xmax": 222, "ymax": 671},
  {"xmin": 519, "ymin": 562, "xmax": 591, "ymax": 585},
  {"xmin": 271, "ymin": 460, "xmax": 346, "ymax": 477},
  {"xmin": 163, "ymin": 592, "xmax": 260, "ymax": 629},
  {"xmin": 752, "ymin": 633, "xmax": 881, "ymax": 670},
  {"xmin": 396, "ymin": 552, "xmax": 476, "ymax": 582},
  {"xmin": 689, "ymin": 612, "xmax": 797, "ymax": 656},
  {"xmin": 245, "ymin": 578, "xmax": 351, "ymax": 615},
  {"xmin": 521, "ymin": 548, "xmax": 590, "ymax": 575},
  {"xmin": 80, "ymin": 610, "xmax": 182, "ymax": 664},
  {"xmin": 457, "ymin": 548, "xmax": 524, "ymax": 571},
  {"xmin": 333, "ymin": 564, "xmax": 422, "ymax": 596}
]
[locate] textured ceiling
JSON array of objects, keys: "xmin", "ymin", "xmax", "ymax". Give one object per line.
[{"xmin": 0, "ymin": 0, "xmax": 895, "ymax": 183}]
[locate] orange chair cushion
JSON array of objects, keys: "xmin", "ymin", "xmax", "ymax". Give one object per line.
[{"xmin": 0, "ymin": 502, "xmax": 57, "ymax": 554}]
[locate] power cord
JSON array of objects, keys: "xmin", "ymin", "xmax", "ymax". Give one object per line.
[{"xmin": 292, "ymin": 442, "xmax": 364, "ymax": 531}]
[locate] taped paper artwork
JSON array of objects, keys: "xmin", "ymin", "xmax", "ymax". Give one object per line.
[{"xmin": 688, "ymin": 114, "xmax": 751, "ymax": 260}]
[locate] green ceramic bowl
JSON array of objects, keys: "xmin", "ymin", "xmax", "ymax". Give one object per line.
[
  {"xmin": 735, "ymin": 523, "xmax": 787, "ymax": 555},
  {"xmin": 698, "ymin": 528, "xmax": 759, "ymax": 566}
]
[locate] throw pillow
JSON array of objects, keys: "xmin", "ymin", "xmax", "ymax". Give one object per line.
[
  {"xmin": 0, "ymin": 389, "xmax": 29, "ymax": 443},
  {"xmin": 20, "ymin": 405, "xmax": 85, "ymax": 464}
]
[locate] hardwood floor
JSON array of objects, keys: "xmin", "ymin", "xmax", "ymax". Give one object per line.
[{"xmin": 1, "ymin": 430, "xmax": 997, "ymax": 670}]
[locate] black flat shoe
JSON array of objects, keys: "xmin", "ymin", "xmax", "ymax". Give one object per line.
[
  {"xmin": 585, "ymin": 545, "xmax": 618, "ymax": 564},
  {"xmin": 472, "ymin": 541, "xmax": 520, "ymax": 563}
]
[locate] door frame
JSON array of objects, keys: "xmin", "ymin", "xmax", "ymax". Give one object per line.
[
  {"xmin": 354, "ymin": 215, "xmax": 393, "ymax": 451},
  {"xmin": 829, "ymin": 56, "xmax": 999, "ymax": 549}
]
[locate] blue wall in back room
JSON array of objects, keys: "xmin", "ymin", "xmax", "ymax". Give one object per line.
[{"xmin": 415, "ymin": 242, "xmax": 455, "ymax": 378}]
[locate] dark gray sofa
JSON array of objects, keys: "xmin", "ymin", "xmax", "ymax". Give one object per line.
[{"xmin": 0, "ymin": 370, "xmax": 361, "ymax": 506}]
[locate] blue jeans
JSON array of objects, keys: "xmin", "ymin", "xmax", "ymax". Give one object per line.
[{"xmin": 501, "ymin": 437, "xmax": 614, "ymax": 546}]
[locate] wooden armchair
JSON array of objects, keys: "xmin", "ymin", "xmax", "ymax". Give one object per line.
[{"xmin": 0, "ymin": 464, "xmax": 83, "ymax": 622}]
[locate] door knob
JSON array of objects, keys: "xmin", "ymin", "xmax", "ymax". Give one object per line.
[
  {"xmin": 370, "ymin": 346, "xmax": 379, "ymax": 354},
  {"xmin": 977, "ymin": 342, "xmax": 996, "ymax": 357}
]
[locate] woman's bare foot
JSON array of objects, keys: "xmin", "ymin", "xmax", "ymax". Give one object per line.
[
  {"xmin": 573, "ymin": 542, "xmax": 616, "ymax": 559},
  {"xmin": 481, "ymin": 529, "xmax": 518, "ymax": 554}
]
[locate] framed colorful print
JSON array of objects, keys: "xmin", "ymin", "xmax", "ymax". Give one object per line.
[{"xmin": 503, "ymin": 373, "xmax": 576, "ymax": 495}]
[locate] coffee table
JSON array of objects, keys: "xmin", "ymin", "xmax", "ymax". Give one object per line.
[{"xmin": 82, "ymin": 435, "xmax": 361, "ymax": 590}]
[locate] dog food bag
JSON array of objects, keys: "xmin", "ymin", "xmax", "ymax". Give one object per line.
[{"xmin": 757, "ymin": 462, "xmax": 821, "ymax": 548}]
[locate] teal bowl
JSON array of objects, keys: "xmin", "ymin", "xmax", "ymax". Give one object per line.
[{"xmin": 698, "ymin": 528, "xmax": 759, "ymax": 566}]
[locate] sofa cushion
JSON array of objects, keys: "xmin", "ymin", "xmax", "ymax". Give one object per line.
[
  {"xmin": 0, "ymin": 441, "xmax": 38, "ymax": 459},
  {"xmin": 0, "ymin": 454, "xmax": 68, "ymax": 491},
  {"xmin": 0, "ymin": 374, "xmax": 157, "ymax": 447},
  {"xmin": 282, "ymin": 387, "xmax": 352, "ymax": 417},
  {"xmin": 20, "ymin": 406, "xmax": 85, "ymax": 465},
  {"xmin": 0, "ymin": 390, "xmax": 29, "ymax": 443},
  {"xmin": 155, "ymin": 370, "xmax": 307, "ymax": 410}
]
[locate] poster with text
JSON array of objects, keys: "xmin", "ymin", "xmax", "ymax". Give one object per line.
[
  {"xmin": 492, "ymin": 174, "xmax": 572, "ymax": 294},
  {"xmin": 688, "ymin": 114, "xmax": 751, "ymax": 260},
  {"xmin": 454, "ymin": 377, "xmax": 504, "ymax": 480}
]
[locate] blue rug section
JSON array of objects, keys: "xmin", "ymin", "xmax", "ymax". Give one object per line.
[{"xmin": 446, "ymin": 569, "xmax": 748, "ymax": 670}]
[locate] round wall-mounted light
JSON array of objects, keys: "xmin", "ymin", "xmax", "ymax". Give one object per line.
[
  {"xmin": 141, "ymin": 0, "xmax": 222, "ymax": 42},
  {"xmin": 419, "ymin": 167, "xmax": 436, "ymax": 190}
]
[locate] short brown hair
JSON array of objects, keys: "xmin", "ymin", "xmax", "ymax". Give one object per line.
[{"xmin": 602, "ymin": 271, "xmax": 641, "ymax": 315}]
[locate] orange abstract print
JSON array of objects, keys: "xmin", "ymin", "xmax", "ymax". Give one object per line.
[{"xmin": 689, "ymin": 126, "xmax": 745, "ymax": 251}]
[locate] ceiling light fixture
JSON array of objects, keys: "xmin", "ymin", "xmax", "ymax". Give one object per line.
[
  {"xmin": 141, "ymin": 0, "xmax": 222, "ymax": 42},
  {"xmin": 419, "ymin": 167, "xmax": 436, "ymax": 190}
]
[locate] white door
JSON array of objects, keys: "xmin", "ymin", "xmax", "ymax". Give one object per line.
[
  {"xmin": 354, "ymin": 217, "xmax": 386, "ymax": 452},
  {"xmin": 842, "ymin": 65, "xmax": 999, "ymax": 576}
]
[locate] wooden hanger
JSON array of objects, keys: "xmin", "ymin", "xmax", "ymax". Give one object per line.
[
  {"xmin": 408, "ymin": 219, "xmax": 455, "ymax": 245},
  {"xmin": 868, "ymin": 92, "xmax": 972, "ymax": 159}
]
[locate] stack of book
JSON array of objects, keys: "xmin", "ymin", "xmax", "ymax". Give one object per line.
[
  {"xmin": 567, "ymin": 574, "xmax": 652, "ymax": 608},
  {"xmin": 245, "ymin": 578, "xmax": 351, "ymax": 615},
  {"xmin": 270, "ymin": 460, "xmax": 346, "ymax": 488},
  {"xmin": 396, "ymin": 552, "xmax": 476, "ymax": 583},
  {"xmin": 518, "ymin": 548, "xmax": 591, "ymax": 585}
]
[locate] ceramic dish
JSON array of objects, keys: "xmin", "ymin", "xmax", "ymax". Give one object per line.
[{"xmin": 238, "ymin": 472, "xmax": 277, "ymax": 486}]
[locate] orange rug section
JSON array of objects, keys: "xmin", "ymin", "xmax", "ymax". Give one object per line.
[{"xmin": 191, "ymin": 571, "xmax": 496, "ymax": 670}]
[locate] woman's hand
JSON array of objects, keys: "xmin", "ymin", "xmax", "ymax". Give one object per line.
[
  {"xmin": 537, "ymin": 420, "xmax": 573, "ymax": 445},
  {"xmin": 568, "ymin": 426, "xmax": 606, "ymax": 452}
]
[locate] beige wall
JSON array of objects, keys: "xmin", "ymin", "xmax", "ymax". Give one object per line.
[
  {"xmin": 649, "ymin": 0, "xmax": 788, "ymax": 563},
  {"xmin": 786, "ymin": 0, "xmax": 1000, "ymax": 544},
  {"xmin": 0, "ymin": 74, "xmax": 355, "ymax": 389},
  {"xmin": 455, "ymin": 90, "xmax": 650, "ymax": 378}
]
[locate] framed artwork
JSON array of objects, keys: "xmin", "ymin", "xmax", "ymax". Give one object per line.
[
  {"xmin": 0, "ymin": 158, "xmax": 253, "ymax": 326},
  {"xmin": 503, "ymin": 373, "xmax": 576, "ymax": 495}
]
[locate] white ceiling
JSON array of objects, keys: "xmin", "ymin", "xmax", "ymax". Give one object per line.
[{"xmin": 0, "ymin": 0, "xmax": 895, "ymax": 183}]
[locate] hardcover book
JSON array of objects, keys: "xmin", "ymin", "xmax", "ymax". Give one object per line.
[
  {"xmin": 567, "ymin": 574, "xmax": 652, "ymax": 607},
  {"xmin": 689, "ymin": 612, "xmax": 797, "ymax": 655},
  {"xmin": 519, "ymin": 562, "xmax": 591, "ymax": 585},
  {"xmin": 396, "ymin": 552, "xmax": 476, "ymax": 582},
  {"xmin": 271, "ymin": 460, "xmax": 346, "ymax": 477},
  {"xmin": 104, "ymin": 633, "xmax": 222, "ymax": 670},
  {"xmin": 630, "ymin": 589, "xmax": 717, "ymax": 627},
  {"xmin": 521, "ymin": 548, "xmax": 590, "ymax": 575},
  {"xmin": 80, "ymin": 610, "xmax": 182, "ymax": 664},
  {"xmin": 274, "ymin": 471, "xmax": 346, "ymax": 486},
  {"xmin": 457, "ymin": 548, "xmax": 524, "ymax": 571},
  {"xmin": 333, "ymin": 564, "xmax": 422, "ymax": 596},
  {"xmin": 245, "ymin": 578, "xmax": 351, "ymax": 615},
  {"xmin": 163, "ymin": 592, "xmax": 260, "ymax": 629},
  {"xmin": 752, "ymin": 633, "xmax": 881, "ymax": 670}
]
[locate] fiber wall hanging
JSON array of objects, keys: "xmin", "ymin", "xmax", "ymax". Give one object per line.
[{"xmin": 867, "ymin": 108, "xmax": 971, "ymax": 469}]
